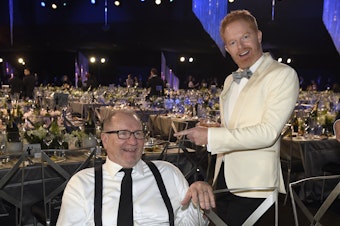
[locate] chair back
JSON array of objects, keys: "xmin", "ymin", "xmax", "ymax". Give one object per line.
[
  {"xmin": 168, "ymin": 119, "xmax": 188, "ymax": 144},
  {"xmin": 33, "ymin": 148, "xmax": 96, "ymax": 225},
  {"xmin": 0, "ymin": 153, "xmax": 26, "ymax": 225},
  {"xmin": 205, "ymin": 187, "xmax": 279, "ymax": 226},
  {"xmin": 289, "ymin": 175, "xmax": 340, "ymax": 226}
]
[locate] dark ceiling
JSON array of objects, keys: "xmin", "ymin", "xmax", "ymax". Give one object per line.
[{"xmin": 0, "ymin": 0, "xmax": 339, "ymax": 86}]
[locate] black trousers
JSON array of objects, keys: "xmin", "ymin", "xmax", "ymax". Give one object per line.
[{"xmin": 214, "ymin": 163, "xmax": 265, "ymax": 226}]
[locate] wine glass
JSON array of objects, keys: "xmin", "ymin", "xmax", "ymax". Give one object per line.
[
  {"xmin": 56, "ymin": 135, "xmax": 66, "ymax": 159},
  {"xmin": 43, "ymin": 132, "xmax": 55, "ymax": 157},
  {"xmin": 43, "ymin": 132, "xmax": 54, "ymax": 149}
]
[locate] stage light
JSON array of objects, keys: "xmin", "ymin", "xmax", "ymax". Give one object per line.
[
  {"xmin": 40, "ymin": 1, "xmax": 46, "ymax": 7},
  {"xmin": 100, "ymin": 58, "xmax": 106, "ymax": 63},
  {"xmin": 155, "ymin": 0, "xmax": 161, "ymax": 5},
  {"xmin": 90, "ymin": 57, "xmax": 96, "ymax": 63},
  {"xmin": 114, "ymin": 1, "xmax": 121, "ymax": 6},
  {"xmin": 91, "ymin": 0, "xmax": 96, "ymax": 4},
  {"xmin": 0, "ymin": 58, "xmax": 3, "ymax": 63},
  {"xmin": 17, "ymin": 58, "xmax": 25, "ymax": 65},
  {"xmin": 277, "ymin": 57, "xmax": 282, "ymax": 63},
  {"xmin": 188, "ymin": 57, "xmax": 194, "ymax": 63},
  {"xmin": 52, "ymin": 3, "xmax": 57, "ymax": 9},
  {"xmin": 287, "ymin": 58, "xmax": 292, "ymax": 64},
  {"xmin": 180, "ymin": 56, "xmax": 185, "ymax": 62}
]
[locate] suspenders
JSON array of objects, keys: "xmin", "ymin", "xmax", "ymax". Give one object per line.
[{"xmin": 94, "ymin": 161, "xmax": 174, "ymax": 226}]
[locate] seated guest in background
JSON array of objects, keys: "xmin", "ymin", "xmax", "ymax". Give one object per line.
[
  {"xmin": 61, "ymin": 75, "xmax": 72, "ymax": 89},
  {"xmin": 126, "ymin": 74, "xmax": 134, "ymax": 87},
  {"xmin": 134, "ymin": 76, "xmax": 142, "ymax": 88},
  {"xmin": 57, "ymin": 109, "xmax": 215, "ymax": 225},
  {"xmin": 83, "ymin": 72, "xmax": 99, "ymax": 91},
  {"xmin": 9, "ymin": 72, "xmax": 23, "ymax": 97},
  {"xmin": 187, "ymin": 75, "xmax": 199, "ymax": 89},
  {"xmin": 147, "ymin": 68, "xmax": 164, "ymax": 97},
  {"xmin": 334, "ymin": 112, "xmax": 340, "ymax": 142},
  {"xmin": 77, "ymin": 75, "xmax": 83, "ymax": 89}
]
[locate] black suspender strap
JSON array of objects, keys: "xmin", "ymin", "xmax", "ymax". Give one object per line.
[
  {"xmin": 94, "ymin": 163, "xmax": 103, "ymax": 226},
  {"xmin": 93, "ymin": 161, "xmax": 174, "ymax": 226},
  {"xmin": 146, "ymin": 161, "xmax": 175, "ymax": 226}
]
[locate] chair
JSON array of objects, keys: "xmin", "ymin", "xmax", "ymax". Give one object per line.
[
  {"xmin": 280, "ymin": 123, "xmax": 304, "ymax": 205},
  {"xmin": 321, "ymin": 162, "xmax": 340, "ymax": 201},
  {"xmin": 157, "ymin": 119, "xmax": 208, "ymax": 183},
  {"xmin": 0, "ymin": 153, "xmax": 26, "ymax": 225},
  {"xmin": 289, "ymin": 175, "xmax": 340, "ymax": 226},
  {"xmin": 31, "ymin": 148, "xmax": 96, "ymax": 226},
  {"xmin": 168, "ymin": 119, "xmax": 188, "ymax": 144},
  {"xmin": 204, "ymin": 187, "xmax": 279, "ymax": 226}
]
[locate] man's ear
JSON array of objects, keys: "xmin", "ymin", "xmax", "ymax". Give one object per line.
[
  {"xmin": 257, "ymin": 30, "xmax": 262, "ymax": 44},
  {"xmin": 224, "ymin": 45, "xmax": 230, "ymax": 53},
  {"xmin": 101, "ymin": 133, "xmax": 108, "ymax": 148}
]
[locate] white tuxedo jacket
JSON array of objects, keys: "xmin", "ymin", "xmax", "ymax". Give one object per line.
[{"xmin": 209, "ymin": 53, "xmax": 299, "ymax": 198}]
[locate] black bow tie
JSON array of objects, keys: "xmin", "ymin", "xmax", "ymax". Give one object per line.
[{"xmin": 232, "ymin": 69, "xmax": 252, "ymax": 84}]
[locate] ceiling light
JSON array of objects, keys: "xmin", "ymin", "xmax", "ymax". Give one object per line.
[
  {"xmin": 155, "ymin": 0, "xmax": 161, "ymax": 5},
  {"xmin": 90, "ymin": 57, "xmax": 96, "ymax": 63},
  {"xmin": 100, "ymin": 58, "xmax": 106, "ymax": 63},
  {"xmin": 188, "ymin": 57, "xmax": 194, "ymax": 63},
  {"xmin": 40, "ymin": 1, "xmax": 46, "ymax": 7},
  {"xmin": 180, "ymin": 56, "xmax": 185, "ymax": 62},
  {"xmin": 278, "ymin": 57, "xmax": 282, "ymax": 63},
  {"xmin": 287, "ymin": 58, "xmax": 292, "ymax": 64},
  {"xmin": 91, "ymin": 0, "xmax": 96, "ymax": 4},
  {"xmin": 114, "ymin": 1, "xmax": 121, "ymax": 6},
  {"xmin": 51, "ymin": 3, "xmax": 57, "ymax": 9}
]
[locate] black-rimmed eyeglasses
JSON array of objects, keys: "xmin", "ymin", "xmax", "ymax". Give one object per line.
[{"xmin": 103, "ymin": 130, "xmax": 145, "ymax": 140}]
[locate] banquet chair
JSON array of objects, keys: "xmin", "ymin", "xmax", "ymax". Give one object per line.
[
  {"xmin": 0, "ymin": 153, "xmax": 26, "ymax": 225},
  {"xmin": 204, "ymin": 187, "xmax": 279, "ymax": 226},
  {"xmin": 168, "ymin": 119, "xmax": 189, "ymax": 144},
  {"xmin": 289, "ymin": 175, "xmax": 340, "ymax": 226},
  {"xmin": 280, "ymin": 123, "xmax": 304, "ymax": 205},
  {"xmin": 321, "ymin": 162, "xmax": 340, "ymax": 201},
  {"xmin": 155, "ymin": 120, "xmax": 208, "ymax": 183},
  {"xmin": 31, "ymin": 148, "xmax": 96, "ymax": 226}
]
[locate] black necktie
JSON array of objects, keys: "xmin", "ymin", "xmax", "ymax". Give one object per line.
[
  {"xmin": 117, "ymin": 168, "xmax": 133, "ymax": 226},
  {"xmin": 232, "ymin": 69, "xmax": 252, "ymax": 84}
]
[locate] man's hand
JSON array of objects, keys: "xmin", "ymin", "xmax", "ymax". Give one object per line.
[
  {"xmin": 181, "ymin": 181, "xmax": 215, "ymax": 210},
  {"xmin": 174, "ymin": 127, "xmax": 208, "ymax": 146}
]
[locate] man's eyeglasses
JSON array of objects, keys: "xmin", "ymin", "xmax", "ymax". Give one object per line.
[{"xmin": 103, "ymin": 130, "xmax": 145, "ymax": 140}]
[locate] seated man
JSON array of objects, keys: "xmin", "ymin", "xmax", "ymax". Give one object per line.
[
  {"xmin": 57, "ymin": 109, "xmax": 215, "ymax": 225},
  {"xmin": 334, "ymin": 112, "xmax": 340, "ymax": 142}
]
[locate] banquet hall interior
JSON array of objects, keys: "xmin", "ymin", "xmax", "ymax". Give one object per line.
[{"xmin": 0, "ymin": 0, "xmax": 340, "ymax": 225}]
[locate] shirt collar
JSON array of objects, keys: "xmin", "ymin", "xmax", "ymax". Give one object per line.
[
  {"xmin": 248, "ymin": 54, "xmax": 264, "ymax": 73},
  {"xmin": 104, "ymin": 157, "xmax": 145, "ymax": 177}
]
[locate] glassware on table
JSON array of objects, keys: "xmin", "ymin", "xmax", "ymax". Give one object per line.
[
  {"xmin": 0, "ymin": 132, "xmax": 9, "ymax": 165},
  {"xmin": 43, "ymin": 132, "xmax": 54, "ymax": 149},
  {"xmin": 56, "ymin": 135, "xmax": 66, "ymax": 159}
]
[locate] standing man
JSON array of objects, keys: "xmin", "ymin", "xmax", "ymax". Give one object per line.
[
  {"xmin": 22, "ymin": 68, "xmax": 35, "ymax": 99},
  {"xmin": 175, "ymin": 10, "xmax": 299, "ymax": 225},
  {"xmin": 146, "ymin": 68, "xmax": 164, "ymax": 97},
  {"xmin": 57, "ymin": 109, "xmax": 215, "ymax": 225}
]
